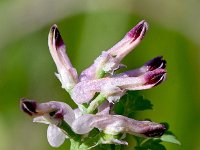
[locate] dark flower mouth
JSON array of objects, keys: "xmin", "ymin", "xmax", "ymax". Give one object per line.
[
  {"xmin": 145, "ymin": 70, "xmax": 166, "ymax": 85},
  {"xmin": 141, "ymin": 124, "xmax": 166, "ymax": 137},
  {"xmin": 20, "ymin": 98, "xmax": 37, "ymax": 116},
  {"xmin": 128, "ymin": 20, "xmax": 148, "ymax": 41},
  {"xmin": 51, "ymin": 25, "xmax": 64, "ymax": 49},
  {"xmin": 145, "ymin": 56, "xmax": 167, "ymax": 71}
]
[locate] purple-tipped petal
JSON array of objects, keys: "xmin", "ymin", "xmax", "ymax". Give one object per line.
[
  {"xmin": 72, "ymin": 68, "xmax": 166, "ymax": 104},
  {"xmin": 72, "ymin": 114, "xmax": 166, "ymax": 138},
  {"xmin": 144, "ymin": 56, "xmax": 166, "ymax": 71},
  {"xmin": 48, "ymin": 25, "xmax": 78, "ymax": 91},
  {"xmin": 20, "ymin": 99, "xmax": 75, "ymax": 126},
  {"xmin": 114, "ymin": 56, "xmax": 166, "ymax": 77},
  {"xmin": 20, "ymin": 98, "xmax": 37, "ymax": 116},
  {"xmin": 107, "ymin": 20, "xmax": 148, "ymax": 60},
  {"xmin": 79, "ymin": 20, "xmax": 148, "ymax": 81}
]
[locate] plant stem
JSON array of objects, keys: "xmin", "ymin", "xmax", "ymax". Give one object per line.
[
  {"xmin": 59, "ymin": 120, "xmax": 80, "ymax": 140},
  {"xmin": 86, "ymin": 93, "xmax": 106, "ymax": 114},
  {"xmin": 97, "ymin": 70, "xmax": 106, "ymax": 79}
]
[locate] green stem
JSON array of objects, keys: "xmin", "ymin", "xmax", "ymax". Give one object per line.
[
  {"xmin": 86, "ymin": 94, "xmax": 106, "ymax": 114},
  {"xmin": 70, "ymin": 139, "xmax": 82, "ymax": 150},
  {"xmin": 59, "ymin": 120, "xmax": 80, "ymax": 140},
  {"xmin": 97, "ymin": 70, "xmax": 106, "ymax": 79}
]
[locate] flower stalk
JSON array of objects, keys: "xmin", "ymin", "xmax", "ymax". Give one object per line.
[{"xmin": 86, "ymin": 93, "xmax": 106, "ymax": 114}]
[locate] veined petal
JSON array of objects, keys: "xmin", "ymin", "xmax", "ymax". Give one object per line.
[
  {"xmin": 48, "ymin": 24, "xmax": 78, "ymax": 91},
  {"xmin": 79, "ymin": 20, "xmax": 148, "ymax": 81},
  {"xmin": 72, "ymin": 69, "xmax": 166, "ymax": 104},
  {"xmin": 47, "ymin": 124, "xmax": 67, "ymax": 147},
  {"xmin": 72, "ymin": 114, "xmax": 166, "ymax": 138}
]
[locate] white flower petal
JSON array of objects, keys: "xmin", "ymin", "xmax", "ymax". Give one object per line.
[
  {"xmin": 47, "ymin": 124, "xmax": 66, "ymax": 147},
  {"xmin": 33, "ymin": 116, "xmax": 49, "ymax": 124}
]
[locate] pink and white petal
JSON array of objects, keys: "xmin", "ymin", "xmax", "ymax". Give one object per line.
[{"xmin": 47, "ymin": 124, "xmax": 67, "ymax": 147}]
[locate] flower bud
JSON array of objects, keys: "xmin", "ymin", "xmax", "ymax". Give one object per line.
[{"xmin": 48, "ymin": 25, "xmax": 78, "ymax": 91}]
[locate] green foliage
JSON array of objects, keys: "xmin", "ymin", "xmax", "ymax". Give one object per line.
[
  {"xmin": 135, "ymin": 138, "xmax": 166, "ymax": 150},
  {"xmin": 114, "ymin": 91, "xmax": 181, "ymax": 149},
  {"xmin": 114, "ymin": 91, "xmax": 153, "ymax": 117}
]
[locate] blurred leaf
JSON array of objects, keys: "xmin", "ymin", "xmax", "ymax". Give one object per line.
[
  {"xmin": 161, "ymin": 134, "xmax": 181, "ymax": 145},
  {"xmin": 135, "ymin": 138, "xmax": 166, "ymax": 150}
]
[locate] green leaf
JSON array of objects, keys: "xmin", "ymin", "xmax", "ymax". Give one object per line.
[
  {"xmin": 135, "ymin": 138, "xmax": 166, "ymax": 150},
  {"xmin": 161, "ymin": 134, "xmax": 181, "ymax": 145},
  {"xmin": 114, "ymin": 91, "xmax": 153, "ymax": 117}
]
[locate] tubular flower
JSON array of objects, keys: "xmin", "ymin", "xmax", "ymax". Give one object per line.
[
  {"xmin": 48, "ymin": 25, "xmax": 78, "ymax": 91},
  {"xmin": 20, "ymin": 99, "xmax": 75, "ymax": 147},
  {"xmin": 80, "ymin": 20, "xmax": 148, "ymax": 81},
  {"xmin": 72, "ymin": 114, "xmax": 166, "ymax": 137}
]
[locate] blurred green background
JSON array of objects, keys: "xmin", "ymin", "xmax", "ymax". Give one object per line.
[{"xmin": 0, "ymin": 0, "xmax": 200, "ymax": 149}]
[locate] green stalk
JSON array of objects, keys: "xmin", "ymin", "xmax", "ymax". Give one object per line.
[
  {"xmin": 97, "ymin": 70, "xmax": 106, "ymax": 79},
  {"xmin": 86, "ymin": 93, "xmax": 106, "ymax": 114},
  {"xmin": 59, "ymin": 120, "xmax": 80, "ymax": 140}
]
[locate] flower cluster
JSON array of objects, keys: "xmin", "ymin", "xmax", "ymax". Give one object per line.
[{"xmin": 20, "ymin": 20, "xmax": 167, "ymax": 149}]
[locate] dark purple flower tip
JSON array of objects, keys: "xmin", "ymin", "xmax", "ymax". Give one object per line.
[
  {"xmin": 145, "ymin": 69, "xmax": 166, "ymax": 86},
  {"xmin": 145, "ymin": 56, "xmax": 167, "ymax": 71},
  {"xmin": 50, "ymin": 24, "xmax": 64, "ymax": 49},
  {"xmin": 127, "ymin": 20, "xmax": 148, "ymax": 40},
  {"xmin": 141, "ymin": 124, "xmax": 166, "ymax": 137},
  {"xmin": 20, "ymin": 98, "xmax": 37, "ymax": 116}
]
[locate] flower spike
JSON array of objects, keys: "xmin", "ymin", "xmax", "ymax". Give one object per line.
[
  {"xmin": 20, "ymin": 20, "xmax": 172, "ymax": 149},
  {"xmin": 48, "ymin": 25, "xmax": 78, "ymax": 91}
]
